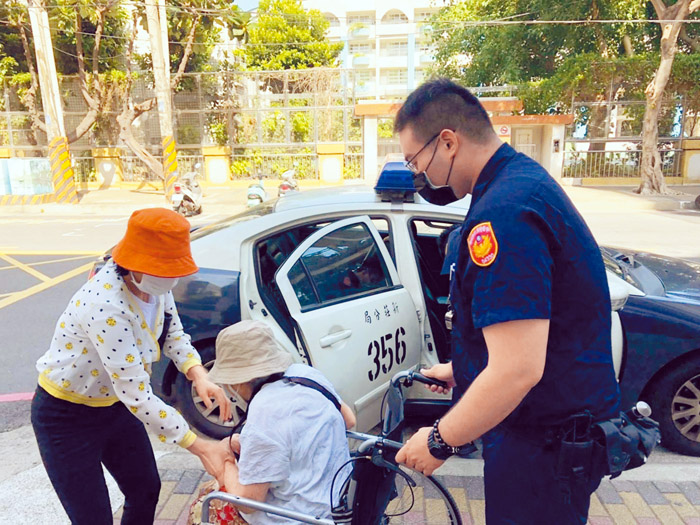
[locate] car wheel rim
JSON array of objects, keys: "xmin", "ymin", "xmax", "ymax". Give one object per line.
[
  {"xmin": 191, "ymin": 360, "xmax": 248, "ymax": 428},
  {"xmin": 671, "ymin": 374, "xmax": 700, "ymax": 442}
]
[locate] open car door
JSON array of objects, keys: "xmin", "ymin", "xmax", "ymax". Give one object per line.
[{"xmin": 275, "ymin": 216, "xmax": 421, "ymax": 431}]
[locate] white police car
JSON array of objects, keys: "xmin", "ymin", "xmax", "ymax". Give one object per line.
[{"xmin": 150, "ymin": 163, "xmax": 628, "ymax": 439}]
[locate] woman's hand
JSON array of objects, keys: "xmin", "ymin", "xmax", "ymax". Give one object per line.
[
  {"xmin": 420, "ymin": 363, "xmax": 456, "ymax": 395},
  {"xmin": 188, "ymin": 437, "xmax": 232, "ymax": 485},
  {"xmin": 187, "ymin": 364, "xmax": 232, "ymax": 422}
]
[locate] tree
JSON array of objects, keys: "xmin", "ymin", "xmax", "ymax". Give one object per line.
[
  {"xmin": 637, "ymin": 0, "xmax": 700, "ymax": 195},
  {"xmin": 242, "ymin": 0, "xmax": 344, "ymax": 71},
  {"xmin": 0, "ymin": 0, "xmax": 128, "ymax": 146},
  {"xmin": 116, "ymin": 1, "xmax": 249, "ymax": 182}
]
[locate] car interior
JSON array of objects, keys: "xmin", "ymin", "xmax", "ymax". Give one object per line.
[{"xmin": 254, "ymin": 216, "xmax": 456, "ymax": 364}]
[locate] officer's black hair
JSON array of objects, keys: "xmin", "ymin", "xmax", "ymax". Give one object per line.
[{"xmin": 394, "ymin": 78, "xmax": 495, "ymax": 144}]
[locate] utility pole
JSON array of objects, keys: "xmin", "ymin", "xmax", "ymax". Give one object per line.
[
  {"xmin": 145, "ymin": 0, "xmax": 178, "ymax": 199},
  {"xmin": 26, "ymin": 0, "xmax": 79, "ymax": 204}
]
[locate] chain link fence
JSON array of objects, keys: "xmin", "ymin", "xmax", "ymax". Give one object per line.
[{"xmin": 0, "ymin": 69, "xmax": 368, "ymax": 182}]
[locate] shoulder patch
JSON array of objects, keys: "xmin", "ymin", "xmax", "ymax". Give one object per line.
[{"xmin": 467, "ymin": 222, "xmax": 498, "ymax": 267}]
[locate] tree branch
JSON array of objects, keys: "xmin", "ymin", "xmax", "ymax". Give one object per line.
[
  {"xmin": 91, "ymin": 6, "xmax": 106, "ymax": 101},
  {"xmin": 689, "ymin": 0, "xmax": 700, "ymax": 13},
  {"xmin": 75, "ymin": 11, "xmax": 97, "ymax": 110},
  {"xmin": 17, "ymin": 15, "xmax": 46, "ymax": 135},
  {"xmin": 171, "ymin": 13, "xmax": 201, "ymax": 89},
  {"xmin": 649, "ymin": 0, "xmax": 668, "ymax": 18},
  {"xmin": 679, "ymin": 25, "xmax": 700, "ymax": 51}
]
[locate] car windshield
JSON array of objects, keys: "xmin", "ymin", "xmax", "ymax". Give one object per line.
[{"xmin": 191, "ymin": 201, "xmax": 277, "ymax": 240}]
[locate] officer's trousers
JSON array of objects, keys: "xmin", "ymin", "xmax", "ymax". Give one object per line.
[{"xmin": 481, "ymin": 429, "xmax": 603, "ymax": 525}]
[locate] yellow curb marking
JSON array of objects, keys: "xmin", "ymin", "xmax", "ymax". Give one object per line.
[
  {"xmin": 0, "ymin": 250, "xmax": 101, "ymax": 256},
  {"xmin": 0, "ymin": 254, "xmax": 51, "ymax": 282},
  {"xmin": 0, "ymin": 254, "xmax": 97, "ymax": 271},
  {"xmin": 0, "ymin": 262, "xmax": 94, "ymax": 310}
]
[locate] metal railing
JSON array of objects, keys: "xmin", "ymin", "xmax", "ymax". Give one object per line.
[{"xmin": 562, "ymin": 149, "xmax": 682, "ymax": 179}]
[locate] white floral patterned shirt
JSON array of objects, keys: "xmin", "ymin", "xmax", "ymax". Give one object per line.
[{"xmin": 36, "ymin": 260, "xmax": 201, "ymax": 447}]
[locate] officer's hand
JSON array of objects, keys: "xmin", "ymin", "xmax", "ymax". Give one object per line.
[
  {"xmin": 395, "ymin": 426, "xmax": 445, "ymax": 476},
  {"xmin": 420, "ymin": 363, "xmax": 456, "ymax": 395}
]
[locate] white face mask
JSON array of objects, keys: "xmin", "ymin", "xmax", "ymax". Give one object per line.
[{"xmin": 131, "ymin": 273, "xmax": 179, "ymax": 296}]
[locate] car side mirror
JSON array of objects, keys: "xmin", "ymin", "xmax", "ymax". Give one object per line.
[{"xmin": 607, "ymin": 271, "xmax": 630, "ymax": 311}]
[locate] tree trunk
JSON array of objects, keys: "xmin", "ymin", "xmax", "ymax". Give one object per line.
[
  {"xmin": 637, "ymin": 0, "xmax": 693, "ymax": 194},
  {"xmin": 117, "ymin": 108, "xmax": 163, "ymax": 181}
]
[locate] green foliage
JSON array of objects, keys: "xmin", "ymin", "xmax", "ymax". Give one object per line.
[
  {"xmin": 243, "ymin": 0, "xmax": 344, "ymax": 70},
  {"xmin": 378, "ymin": 119, "xmax": 394, "ymax": 139},
  {"xmin": 429, "ymin": 0, "xmax": 651, "ymax": 85},
  {"xmin": 291, "ymin": 111, "xmax": 312, "ymax": 142}
]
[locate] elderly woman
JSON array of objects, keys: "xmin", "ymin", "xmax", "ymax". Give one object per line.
[
  {"xmin": 200, "ymin": 320, "xmax": 355, "ymax": 524},
  {"xmin": 31, "ymin": 208, "xmax": 232, "ymax": 525}
]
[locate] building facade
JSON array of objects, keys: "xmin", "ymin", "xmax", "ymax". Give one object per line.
[{"xmin": 302, "ymin": 0, "xmax": 442, "ymax": 99}]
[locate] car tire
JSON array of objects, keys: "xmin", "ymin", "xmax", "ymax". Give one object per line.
[
  {"xmin": 648, "ymin": 356, "xmax": 700, "ymax": 457},
  {"xmin": 174, "ymin": 345, "xmax": 248, "ymax": 440}
]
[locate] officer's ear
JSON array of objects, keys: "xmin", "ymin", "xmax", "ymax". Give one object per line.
[{"xmin": 440, "ymin": 129, "xmax": 458, "ymax": 157}]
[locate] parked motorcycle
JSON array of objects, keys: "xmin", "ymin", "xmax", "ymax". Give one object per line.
[
  {"xmin": 278, "ymin": 169, "xmax": 299, "ymax": 198},
  {"xmin": 172, "ymin": 164, "xmax": 203, "ymax": 217},
  {"xmin": 247, "ymin": 174, "xmax": 268, "ymax": 208}
]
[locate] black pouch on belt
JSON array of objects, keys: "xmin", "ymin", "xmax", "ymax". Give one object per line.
[{"xmin": 591, "ymin": 406, "xmax": 661, "ymax": 479}]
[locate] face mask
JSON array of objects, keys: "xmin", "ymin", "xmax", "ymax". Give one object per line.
[
  {"xmin": 131, "ymin": 273, "xmax": 179, "ymax": 296},
  {"xmin": 412, "ymin": 156, "xmax": 459, "ymax": 206}
]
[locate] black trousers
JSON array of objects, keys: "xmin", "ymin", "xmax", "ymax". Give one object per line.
[
  {"xmin": 31, "ymin": 386, "xmax": 161, "ymax": 525},
  {"xmin": 482, "ymin": 428, "xmax": 602, "ymax": 525}
]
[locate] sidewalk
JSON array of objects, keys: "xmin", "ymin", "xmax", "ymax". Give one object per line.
[{"xmin": 3, "ymin": 423, "xmax": 700, "ymax": 525}]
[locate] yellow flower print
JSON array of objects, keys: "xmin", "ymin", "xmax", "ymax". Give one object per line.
[
  {"xmin": 61, "ymin": 380, "xmax": 71, "ymax": 389},
  {"xmin": 60, "ymin": 322, "xmax": 65, "ymax": 329},
  {"xmin": 130, "ymin": 406, "xmax": 138, "ymax": 414},
  {"xmin": 186, "ymin": 352, "xmax": 194, "ymax": 359},
  {"xmin": 75, "ymin": 300, "xmax": 81, "ymax": 307},
  {"xmin": 100, "ymin": 386, "xmax": 109, "ymax": 395},
  {"xmin": 97, "ymin": 335, "xmax": 104, "ymax": 344},
  {"xmin": 136, "ymin": 339, "xmax": 143, "ymax": 346},
  {"xmin": 138, "ymin": 382, "xmax": 145, "ymax": 391},
  {"xmin": 159, "ymin": 410, "xmax": 167, "ymax": 419},
  {"xmin": 103, "ymin": 283, "xmax": 113, "ymax": 290},
  {"xmin": 128, "ymin": 304, "xmax": 134, "ymax": 312},
  {"xmin": 82, "ymin": 347, "xmax": 88, "ymax": 355},
  {"xmin": 91, "ymin": 369, "xmax": 99, "ymax": 377},
  {"xmin": 106, "ymin": 318, "xmax": 116, "ymax": 327},
  {"xmin": 125, "ymin": 354, "xmax": 135, "ymax": 363},
  {"xmin": 158, "ymin": 434, "xmax": 166, "ymax": 443},
  {"xmin": 112, "ymin": 372, "xmax": 119, "ymax": 380},
  {"xmin": 141, "ymin": 321, "xmax": 147, "ymax": 330},
  {"xmin": 65, "ymin": 343, "xmax": 73, "ymax": 350},
  {"xmin": 175, "ymin": 336, "xmax": 181, "ymax": 341}
]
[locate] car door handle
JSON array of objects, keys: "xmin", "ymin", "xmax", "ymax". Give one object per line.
[{"xmin": 319, "ymin": 330, "xmax": 352, "ymax": 347}]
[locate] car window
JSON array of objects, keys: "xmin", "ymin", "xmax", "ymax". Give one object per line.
[{"xmin": 288, "ymin": 223, "xmax": 393, "ymax": 309}]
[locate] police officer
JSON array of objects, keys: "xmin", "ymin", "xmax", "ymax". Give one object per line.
[{"xmin": 395, "ymin": 79, "xmax": 621, "ymax": 524}]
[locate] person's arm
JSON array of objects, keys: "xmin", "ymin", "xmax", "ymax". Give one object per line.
[
  {"xmin": 221, "ymin": 458, "xmax": 271, "ymax": 514},
  {"xmin": 186, "ymin": 364, "xmax": 232, "ymax": 422},
  {"xmin": 396, "ymin": 318, "xmax": 548, "ymax": 475},
  {"xmin": 188, "ymin": 436, "xmax": 236, "ymax": 482},
  {"xmin": 340, "ymin": 401, "xmax": 356, "ymax": 429}
]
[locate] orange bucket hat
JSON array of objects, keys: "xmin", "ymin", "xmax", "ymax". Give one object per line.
[{"xmin": 112, "ymin": 208, "xmax": 199, "ymax": 278}]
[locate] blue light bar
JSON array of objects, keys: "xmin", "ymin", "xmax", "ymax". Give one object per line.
[{"xmin": 374, "ymin": 161, "xmax": 416, "ymax": 202}]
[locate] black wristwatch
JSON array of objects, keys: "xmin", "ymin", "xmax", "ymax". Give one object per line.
[{"xmin": 427, "ymin": 419, "xmax": 462, "ymax": 460}]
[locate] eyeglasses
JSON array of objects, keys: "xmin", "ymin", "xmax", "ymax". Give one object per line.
[{"xmin": 405, "ymin": 132, "xmax": 441, "ymax": 174}]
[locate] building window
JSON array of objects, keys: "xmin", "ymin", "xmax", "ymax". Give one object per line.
[
  {"xmin": 414, "ymin": 10, "xmax": 435, "ymax": 22},
  {"xmin": 355, "ymin": 70, "xmax": 374, "ymax": 83},
  {"xmin": 385, "ymin": 70, "xmax": 408, "ymax": 84},
  {"xmin": 384, "ymin": 41, "xmax": 408, "ymax": 57},
  {"xmin": 349, "ymin": 43, "xmax": 372, "ymax": 55},
  {"xmin": 324, "ymin": 13, "xmax": 340, "ymax": 27},
  {"xmin": 383, "ymin": 11, "xmax": 408, "ymax": 24},
  {"xmin": 348, "ymin": 14, "xmax": 375, "ymax": 26}
]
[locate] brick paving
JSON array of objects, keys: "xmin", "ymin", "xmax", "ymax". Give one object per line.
[{"xmin": 111, "ymin": 468, "xmax": 700, "ymax": 524}]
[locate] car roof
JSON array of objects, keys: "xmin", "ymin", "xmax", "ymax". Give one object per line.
[{"xmin": 272, "ymin": 184, "xmax": 471, "ymax": 214}]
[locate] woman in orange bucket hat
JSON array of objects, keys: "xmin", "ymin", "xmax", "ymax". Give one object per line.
[{"xmin": 31, "ymin": 207, "xmax": 233, "ymax": 525}]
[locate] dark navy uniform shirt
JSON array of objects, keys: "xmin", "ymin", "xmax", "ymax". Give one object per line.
[{"xmin": 450, "ymin": 143, "xmax": 620, "ymax": 427}]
